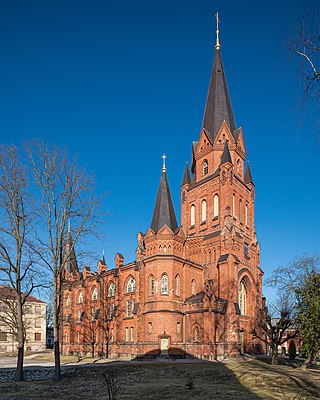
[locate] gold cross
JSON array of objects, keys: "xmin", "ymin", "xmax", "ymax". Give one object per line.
[{"xmin": 215, "ymin": 12, "xmax": 221, "ymax": 50}]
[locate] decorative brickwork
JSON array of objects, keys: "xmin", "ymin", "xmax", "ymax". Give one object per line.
[{"xmin": 61, "ymin": 43, "xmax": 263, "ymax": 360}]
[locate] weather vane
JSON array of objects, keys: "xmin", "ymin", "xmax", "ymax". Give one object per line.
[
  {"xmin": 162, "ymin": 154, "xmax": 167, "ymax": 172},
  {"xmin": 215, "ymin": 12, "xmax": 221, "ymax": 50}
]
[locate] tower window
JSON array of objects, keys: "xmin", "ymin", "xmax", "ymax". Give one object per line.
[
  {"xmin": 191, "ymin": 279, "xmax": 196, "ymax": 295},
  {"xmin": 161, "ymin": 274, "xmax": 168, "ymax": 295},
  {"xmin": 203, "ymin": 160, "xmax": 208, "ymax": 175},
  {"xmin": 213, "ymin": 194, "xmax": 219, "ymax": 218},
  {"xmin": 150, "ymin": 275, "xmax": 155, "ymax": 295},
  {"xmin": 245, "ymin": 204, "xmax": 248, "ymax": 226},
  {"xmin": 190, "ymin": 204, "xmax": 195, "ymax": 227},
  {"xmin": 201, "ymin": 199, "xmax": 207, "ymax": 223}
]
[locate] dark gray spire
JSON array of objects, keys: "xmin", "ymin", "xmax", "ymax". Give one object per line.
[
  {"xmin": 150, "ymin": 168, "xmax": 178, "ymax": 234},
  {"xmin": 244, "ymin": 163, "xmax": 254, "ymax": 185},
  {"xmin": 63, "ymin": 229, "xmax": 78, "ymax": 274},
  {"xmin": 202, "ymin": 49, "xmax": 236, "ymax": 142},
  {"xmin": 181, "ymin": 162, "xmax": 191, "ymax": 186},
  {"xmin": 220, "ymin": 141, "xmax": 232, "ymax": 165}
]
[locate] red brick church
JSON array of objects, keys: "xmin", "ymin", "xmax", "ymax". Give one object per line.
[{"xmin": 61, "ymin": 27, "xmax": 264, "ymax": 360}]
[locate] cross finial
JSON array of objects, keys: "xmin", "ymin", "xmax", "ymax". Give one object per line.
[
  {"xmin": 162, "ymin": 154, "xmax": 167, "ymax": 172},
  {"xmin": 215, "ymin": 12, "xmax": 221, "ymax": 50}
]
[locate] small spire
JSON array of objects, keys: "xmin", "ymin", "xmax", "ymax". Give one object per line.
[
  {"xmin": 162, "ymin": 154, "xmax": 167, "ymax": 173},
  {"xmin": 181, "ymin": 162, "xmax": 191, "ymax": 186},
  {"xmin": 220, "ymin": 141, "xmax": 232, "ymax": 165},
  {"xmin": 215, "ymin": 12, "xmax": 221, "ymax": 50}
]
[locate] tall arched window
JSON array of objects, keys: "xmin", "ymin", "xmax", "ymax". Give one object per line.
[
  {"xmin": 239, "ymin": 199, "xmax": 243, "ymax": 223},
  {"xmin": 190, "ymin": 204, "xmax": 195, "ymax": 226},
  {"xmin": 233, "ymin": 194, "xmax": 236, "ymax": 216},
  {"xmin": 191, "ymin": 279, "xmax": 196, "ymax": 295},
  {"xmin": 78, "ymin": 291, "xmax": 83, "ymax": 304},
  {"xmin": 66, "ymin": 295, "xmax": 70, "ymax": 306},
  {"xmin": 175, "ymin": 274, "xmax": 180, "ymax": 296},
  {"xmin": 92, "ymin": 287, "xmax": 98, "ymax": 301},
  {"xmin": 150, "ymin": 275, "xmax": 155, "ymax": 295},
  {"xmin": 161, "ymin": 274, "xmax": 168, "ymax": 295},
  {"xmin": 245, "ymin": 204, "xmax": 248, "ymax": 226},
  {"xmin": 238, "ymin": 280, "xmax": 247, "ymax": 315},
  {"xmin": 213, "ymin": 194, "xmax": 219, "ymax": 218},
  {"xmin": 201, "ymin": 199, "xmax": 207, "ymax": 223},
  {"xmin": 108, "ymin": 282, "xmax": 115, "ymax": 297},
  {"xmin": 203, "ymin": 160, "xmax": 208, "ymax": 175},
  {"xmin": 127, "ymin": 277, "xmax": 136, "ymax": 293},
  {"xmin": 194, "ymin": 325, "xmax": 200, "ymax": 341}
]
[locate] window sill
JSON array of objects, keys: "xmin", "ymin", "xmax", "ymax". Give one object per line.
[
  {"xmin": 213, "ymin": 216, "xmax": 218, "ymax": 221},
  {"xmin": 123, "ymin": 316, "xmax": 134, "ymax": 320},
  {"xmin": 189, "ymin": 225, "xmax": 195, "ymax": 229},
  {"xmin": 200, "ymin": 221, "xmax": 206, "ymax": 225}
]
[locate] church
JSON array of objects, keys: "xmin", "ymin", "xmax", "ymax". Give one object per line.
[{"xmin": 61, "ymin": 23, "xmax": 264, "ymax": 360}]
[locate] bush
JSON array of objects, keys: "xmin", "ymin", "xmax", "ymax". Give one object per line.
[{"xmin": 288, "ymin": 340, "xmax": 297, "ymax": 360}]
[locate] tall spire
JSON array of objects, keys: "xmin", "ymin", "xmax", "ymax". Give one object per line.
[
  {"xmin": 63, "ymin": 225, "xmax": 78, "ymax": 274},
  {"xmin": 202, "ymin": 14, "xmax": 236, "ymax": 142},
  {"xmin": 150, "ymin": 157, "xmax": 178, "ymax": 233},
  {"xmin": 244, "ymin": 163, "xmax": 254, "ymax": 185}
]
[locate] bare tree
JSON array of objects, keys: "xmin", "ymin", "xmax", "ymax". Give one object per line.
[
  {"xmin": 253, "ymin": 296, "xmax": 298, "ymax": 365},
  {"xmin": 289, "ymin": 2, "xmax": 320, "ymax": 108},
  {"xmin": 26, "ymin": 139, "xmax": 102, "ymax": 380},
  {"xmin": 0, "ymin": 145, "xmax": 40, "ymax": 381}
]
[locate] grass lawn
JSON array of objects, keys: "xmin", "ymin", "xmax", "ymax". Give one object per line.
[{"xmin": 1, "ymin": 358, "xmax": 320, "ymax": 400}]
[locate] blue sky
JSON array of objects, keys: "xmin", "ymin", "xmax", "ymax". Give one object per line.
[{"xmin": 0, "ymin": 0, "xmax": 319, "ymax": 298}]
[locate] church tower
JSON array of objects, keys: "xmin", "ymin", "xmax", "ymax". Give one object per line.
[{"xmin": 180, "ymin": 15, "xmax": 263, "ymax": 353}]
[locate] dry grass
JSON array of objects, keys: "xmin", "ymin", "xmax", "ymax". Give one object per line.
[{"xmin": 1, "ymin": 359, "xmax": 320, "ymax": 400}]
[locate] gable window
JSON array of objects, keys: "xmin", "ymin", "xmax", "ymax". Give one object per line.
[
  {"xmin": 190, "ymin": 204, "xmax": 195, "ymax": 226},
  {"xmin": 213, "ymin": 194, "xmax": 219, "ymax": 218},
  {"xmin": 238, "ymin": 280, "xmax": 247, "ymax": 315},
  {"xmin": 163, "ymin": 245, "xmax": 167, "ymax": 253},
  {"xmin": 150, "ymin": 275, "xmax": 155, "ymax": 295},
  {"xmin": 127, "ymin": 277, "xmax": 136, "ymax": 293},
  {"xmin": 78, "ymin": 291, "xmax": 83, "ymax": 304},
  {"xmin": 203, "ymin": 160, "xmax": 208, "ymax": 175},
  {"xmin": 92, "ymin": 287, "xmax": 98, "ymax": 301},
  {"xmin": 108, "ymin": 282, "xmax": 115, "ymax": 297},
  {"xmin": 161, "ymin": 274, "xmax": 168, "ymax": 295},
  {"xmin": 201, "ymin": 199, "xmax": 207, "ymax": 223}
]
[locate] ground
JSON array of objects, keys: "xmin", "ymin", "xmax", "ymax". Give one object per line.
[{"xmin": 1, "ymin": 356, "xmax": 320, "ymax": 399}]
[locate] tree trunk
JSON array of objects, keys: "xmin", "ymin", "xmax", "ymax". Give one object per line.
[
  {"xmin": 53, "ymin": 273, "xmax": 61, "ymax": 381},
  {"xmin": 15, "ymin": 292, "xmax": 24, "ymax": 381},
  {"xmin": 300, "ymin": 347, "xmax": 319, "ymax": 371},
  {"xmin": 271, "ymin": 346, "xmax": 279, "ymax": 365}
]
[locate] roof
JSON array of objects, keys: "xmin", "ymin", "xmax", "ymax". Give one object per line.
[
  {"xmin": 218, "ymin": 253, "xmax": 240, "ymax": 263},
  {"xmin": 181, "ymin": 162, "xmax": 191, "ymax": 186},
  {"xmin": 220, "ymin": 141, "xmax": 232, "ymax": 165},
  {"xmin": 0, "ymin": 285, "xmax": 46, "ymax": 304},
  {"xmin": 150, "ymin": 170, "xmax": 178, "ymax": 234},
  {"xmin": 244, "ymin": 163, "xmax": 254, "ymax": 185},
  {"xmin": 202, "ymin": 48, "xmax": 236, "ymax": 142}
]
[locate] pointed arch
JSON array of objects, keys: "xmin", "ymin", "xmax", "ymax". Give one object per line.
[
  {"xmin": 108, "ymin": 282, "xmax": 115, "ymax": 297},
  {"xmin": 127, "ymin": 276, "xmax": 136, "ymax": 293},
  {"xmin": 238, "ymin": 280, "xmax": 247, "ymax": 315},
  {"xmin": 190, "ymin": 204, "xmax": 195, "ymax": 226},
  {"xmin": 161, "ymin": 274, "xmax": 168, "ymax": 295},
  {"xmin": 203, "ymin": 159, "xmax": 208, "ymax": 175},
  {"xmin": 78, "ymin": 291, "xmax": 83, "ymax": 304},
  {"xmin": 92, "ymin": 287, "xmax": 98, "ymax": 301},
  {"xmin": 201, "ymin": 199, "xmax": 207, "ymax": 223},
  {"xmin": 213, "ymin": 194, "xmax": 219, "ymax": 218}
]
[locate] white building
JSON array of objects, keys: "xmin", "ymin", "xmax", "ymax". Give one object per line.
[{"xmin": 0, "ymin": 285, "xmax": 47, "ymax": 353}]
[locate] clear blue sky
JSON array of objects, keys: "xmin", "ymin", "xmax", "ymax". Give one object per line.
[{"xmin": 0, "ymin": 0, "xmax": 319, "ymax": 298}]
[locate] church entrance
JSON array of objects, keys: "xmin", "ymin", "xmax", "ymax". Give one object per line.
[{"xmin": 160, "ymin": 338, "xmax": 169, "ymax": 356}]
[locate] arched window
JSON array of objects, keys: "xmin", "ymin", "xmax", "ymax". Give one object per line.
[
  {"xmin": 191, "ymin": 279, "xmax": 196, "ymax": 295},
  {"xmin": 175, "ymin": 274, "xmax": 180, "ymax": 296},
  {"xmin": 108, "ymin": 282, "xmax": 115, "ymax": 297},
  {"xmin": 66, "ymin": 295, "xmax": 70, "ymax": 306},
  {"xmin": 161, "ymin": 274, "xmax": 168, "ymax": 295},
  {"xmin": 194, "ymin": 325, "xmax": 200, "ymax": 341},
  {"xmin": 78, "ymin": 292, "xmax": 83, "ymax": 304},
  {"xmin": 233, "ymin": 194, "xmax": 236, "ymax": 216},
  {"xmin": 190, "ymin": 204, "xmax": 195, "ymax": 226},
  {"xmin": 127, "ymin": 277, "xmax": 136, "ymax": 293},
  {"xmin": 213, "ymin": 194, "xmax": 219, "ymax": 218},
  {"xmin": 92, "ymin": 287, "xmax": 98, "ymax": 301},
  {"xmin": 163, "ymin": 245, "xmax": 167, "ymax": 253},
  {"xmin": 150, "ymin": 275, "xmax": 155, "ymax": 295},
  {"xmin": 245, "ymin": 204, "xmax": 248, "ymax": 226},
  {"xmin": 239, "ymin": 198, "xmax": 243, "ymax": 223},
  {"xmin": 201, "ymin": 199, "xmax": 207, "ymax": 223},
  {"xmin": 203, "ymin": 160, "xmax": 208, "ymax": 175},
  {"xmin": 238, "ymin": 280, "xmax": 247, "ymax": 315}
]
